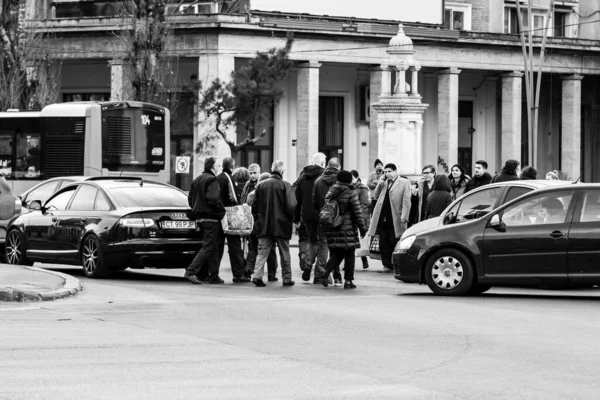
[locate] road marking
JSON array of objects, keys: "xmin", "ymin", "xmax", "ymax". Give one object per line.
[{"xmin": 0, "ymin": 306, "xmax": 41, "ymax": 312}]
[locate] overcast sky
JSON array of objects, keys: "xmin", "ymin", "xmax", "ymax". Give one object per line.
[{"xmin": 250, "ymin": 0, "xmax": 444, "ymax": 25}]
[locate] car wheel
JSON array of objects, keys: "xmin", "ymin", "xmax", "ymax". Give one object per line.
[
  {"xmin": 425, "ymin": 248, "xmax": 475, "ymax": 296},
  {"xmin": 5, "ymin": 230, "xmax": 32, "ymax": 266},
  {"xmin": 81, "ymin": 235, "xmax": 110, "ymax": 279},
  {"xmin": 468, "ymin": 284, "xmax": 492, "ymax": 295}
]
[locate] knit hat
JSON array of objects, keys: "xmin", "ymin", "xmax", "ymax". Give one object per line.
[
  {"xmin": 374, "ymin": 159, "xmax": 383, "ymax": 168},
  {"xmin": 337, "ymin": 170, "xmax": 353, "ymax": 184}
]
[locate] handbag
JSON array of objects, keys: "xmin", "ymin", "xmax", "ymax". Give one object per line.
[
  {"xmin": 221, "ymin": 204, "xmax": 254, "ymax": 235},
  {"xmin": 356, "ymin": 233, "xmax": 370, "ymax": 257},
  {"xmin": 369, "ymin": 234, "xmax": 381, "ymax": 260}
]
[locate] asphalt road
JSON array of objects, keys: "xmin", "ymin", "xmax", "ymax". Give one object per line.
[{"xmin": 2, "ymin": 255, "xmax": 600, "ymax": 400}]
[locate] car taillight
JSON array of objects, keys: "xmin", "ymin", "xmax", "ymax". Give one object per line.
[
  {"xmin": 14, "ymin": 199, "xmax": 21, "ymax": 215},
  {"xmin": 119, "ymin": 218, "xmax": 156, "ymax": 228}
]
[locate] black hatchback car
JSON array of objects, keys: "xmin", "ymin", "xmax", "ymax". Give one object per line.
[
  {"xmin": 5, "ymin": 177, "xmax": 201, "ymax": 278},
  {"xmin": 393, "ymin": 183, "xmax": 600, "ymax": 295}
]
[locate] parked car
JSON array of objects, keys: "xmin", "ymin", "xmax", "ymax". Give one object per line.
[
  {"xmin": 5, "ymin": 177, "xmax": 201, "ymax": 278},
  {"xmin": 392, "ymin": 183, "xmax": 600, "ymax": 295},
  {"xmin": 400, "ymin": 179, "xmax": 570, "ymax": 241},
  {"xmin": 19, "ymin": 176, "xmax": 92, "ymax": 210}
]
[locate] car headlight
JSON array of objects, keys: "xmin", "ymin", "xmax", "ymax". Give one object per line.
[{"xmin": 398, "ymin": 235, "xmax": 416, "ymax": 251}]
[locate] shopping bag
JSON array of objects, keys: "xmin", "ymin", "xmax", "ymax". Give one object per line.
[
  {"xmin": 369, "ymin": 234, "xmax": 381, "ymax": 260},
  {"xmin": 221, "ymin": 204, "xmax": 253, "ymax": 235},
  {"xmin": 356, "ymin": 234, "xmax": 370, "ymax": 257}
]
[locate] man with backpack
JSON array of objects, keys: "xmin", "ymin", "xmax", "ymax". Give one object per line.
[
  {"xmin": 312, "ymin": 158, "xmax": 343, "ymax": 285},
  {"xmin": 369, "ymin": 163, "xmax": 412, "ymax": 273}
]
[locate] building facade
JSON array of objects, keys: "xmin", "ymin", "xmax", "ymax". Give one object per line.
[{"xmin": 17, "ymin": 0, "xmax": 600, "ymax": 188}]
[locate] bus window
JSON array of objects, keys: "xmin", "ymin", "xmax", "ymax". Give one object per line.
[{"xmin": 17, "ymin": 133, "xmax": 42, "ymax": 179}]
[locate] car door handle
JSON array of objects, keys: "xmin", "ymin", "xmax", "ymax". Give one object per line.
[
  {"xmin": 550, "ymin": 230, "xmax": 565, "ymax": 238},
  {"xmin": 52, "ymin": 217, "xmax": 58, "ymax": 222}
]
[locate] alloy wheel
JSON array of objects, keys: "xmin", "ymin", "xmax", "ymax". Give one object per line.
[
  {"xmin": 82, "ymin": 237, "xmax": 98, "ymax": 276},
  {"xmin": 6, "ymin": 231, "xmax": 22, "ymax": 265},
  {"xmin": 431, "ymin": 256, "xmax": 464, "ymax": 290}
]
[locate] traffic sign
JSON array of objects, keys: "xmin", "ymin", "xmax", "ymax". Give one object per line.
[{"xmin": 175, "ymin": 156, "xmax": 190, "ymax": 174}]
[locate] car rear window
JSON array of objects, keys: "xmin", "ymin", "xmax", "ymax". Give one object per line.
[{"xmin": 109, "ymin": 186, "xmax": 188, "ymax": 208}]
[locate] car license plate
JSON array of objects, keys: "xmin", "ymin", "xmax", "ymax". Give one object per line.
[{"xmin": 161, "ymin": 220, "xmax": 196, "ymax": 229}]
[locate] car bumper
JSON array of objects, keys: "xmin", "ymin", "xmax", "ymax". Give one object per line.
[
  {"xmin": 104, "ymin": 239, "xmax": 202, "ymax": 268},
  {"xmin": 392, "ymin": 245, "xmax": 423, "ymax": 283}
]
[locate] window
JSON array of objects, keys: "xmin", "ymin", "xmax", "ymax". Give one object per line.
[
  {"xmin": 63, "ymin": 93, "xmax": 110, "ymax": 102},
  {"xmin": 504, "ymin": 2, "xmax": 573, "ymax": 37},
  {"xmin": 579, "ymin": 191, "xmax": 600, "ymax": 223},
  {"xmin": 445, "ymin": 3, "xmax": 471, "ymax": 31},
  {"xmin": 45, "ymin": 187, "xmax": 77, "ymax": 211},
  {"xmin": 69, "ymin": 185, "xmax": 98, "ymax": 211},
  {"xmin": 24, "ymin": 181, "xmax": 60, "ymax": 205},
  {"xmin": 502, "ymin": 191, "xmax": 574, "ymax": 227},
  {"xmin": 17, "ymin": 133, "xmax": 42, "ymax": 179},
  {"xmin": 504, "ymin": 186, "xmax": 532, "ymax": 204},
  {"xmin": 456, "ymin": 187, "xmax": 503, "ymax": 221},
  {"xmin": 95, "ymin": 191, "xmax": 112, "ymax": 211},
  {"xmin": 108, "ymin": 185, "xmax": 188, "ymax": 208}
]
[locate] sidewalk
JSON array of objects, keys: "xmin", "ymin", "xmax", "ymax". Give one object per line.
[{"xmin": 0, "ymin": 264, "xmax": 82, "ymax": 302}]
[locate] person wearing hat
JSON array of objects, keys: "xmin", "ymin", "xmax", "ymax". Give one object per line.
[
  {"xmin": 367, "ymin": 159, "xmax": 384, "ymax": 215},
  {"xmin": 320, "ymin": 170, "xmax": 367, "ymax": 289}
]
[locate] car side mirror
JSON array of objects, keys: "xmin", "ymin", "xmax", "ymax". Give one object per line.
[
  {"xmin": 489, "ymin": 214, "xmax": 506, "ymax": 232},
  {"xmin": 29, "ymin": 200, "xmax": 42, "ymax": 211},
  {"xmin": 443, "ymin": 212, "xmax": 456, "ymax": 225}
]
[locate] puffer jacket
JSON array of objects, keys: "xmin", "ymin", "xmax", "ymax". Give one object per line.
[
  {"xmin": 323, "ymin": 183, "xmax": 367, "ymax": 249},
  {"xmin": 312, "ymin": 167, "xmax": 338, "ymax": 213}
]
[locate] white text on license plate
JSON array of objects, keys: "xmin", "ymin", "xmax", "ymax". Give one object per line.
[{"xmin": 162, "ymin": 220, "xmax": 196, "ymax": 229}]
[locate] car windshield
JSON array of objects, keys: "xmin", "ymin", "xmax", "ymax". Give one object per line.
[{"xmin": 109, "ymin": 186, "xmax": 188, "ymax": 208}]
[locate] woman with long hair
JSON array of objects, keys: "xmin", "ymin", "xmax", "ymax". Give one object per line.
[{"xmin": 449, "ymin": 164, "xmax": 469, "ymax": 200}]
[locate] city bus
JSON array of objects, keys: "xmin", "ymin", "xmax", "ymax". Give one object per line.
[{"xmin": 0, "ymin": 101, "xmax": 170, "ymax": 195}]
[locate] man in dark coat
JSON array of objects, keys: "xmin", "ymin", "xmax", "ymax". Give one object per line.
[
  {"xmin": 251, "ymin": 160, "xmax": 297, "ymax": 287},
  {"xmin": 294, "ymin": 152, "xmax": 326, "ymax": 283},
  {"xmin": 465, "ymin": 160, "xmax": 493, "ymax": 192},
  {"xmin": 312, "ymin": 157, "xmax": 343, "ymax": 285},
  {"xmin": 216, "ymin": 157, "xmax": 249, "ymax": 283},
  {"xmin": 321, "ymin": 170, "xmax": 367, "ymax": 289},
  {"xmin": 491, "ymin": 159, "xmax": 520, "ymax": 183},
  {"xmin": 184, "ymin": 156, "xmax": 225, "ymax": 284}
]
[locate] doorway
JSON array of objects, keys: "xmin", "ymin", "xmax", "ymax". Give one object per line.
[
  {"xmin": 319, "ymin": 96, "xmax": 344, "ymax": 165},
  {"xmin": 458, "ymin": 100, "xmax": 474, "ymax": 174}
]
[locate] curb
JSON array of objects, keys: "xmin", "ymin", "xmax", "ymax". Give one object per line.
[{"xmin": 0, "ymin": 267, "xmax": 82, "ymax": 302}]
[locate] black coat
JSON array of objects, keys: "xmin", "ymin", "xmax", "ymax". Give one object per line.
[
  {"xmin": 465, "ymin": 172, "xmax": 492, "ymax": 192},
  {"xmin": 251, "ymin": 172, "xmax": 297, "ymax": 239},
  {"xmin": 293, "ymin": 165, "xmax": 324, "ymax": 223},
  {"xmin": 353, "ymin": 180, "xmax": 371, "ymax": 228},
  {"xmin": 312, "ymin": 167, "xmax": 338, "ymax": 213},
  {"xmin": 426, "ymin": 190, "xmax": 452, "ymax": 219},
  {"xmin": 323, "ymin": 183, "xmax": 367, "ymax": 249},
  {"xmin": 216, "ymin": 169, "xmax": 239, "ymax": 206},
  {"xmin": 188, "ymin": 170, "xmax": 226, "ymax": 220},
  {"xmin": 491, "ymin": 173, "xmax": 519, "ymax": 183}
]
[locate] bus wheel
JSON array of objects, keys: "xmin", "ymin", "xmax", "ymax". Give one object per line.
[
  {"xmin": 5, "ymin": 230, "xmax": 32, "ymax": 266},
  {"xmin": 81, "ymin": 235, "xmax": 110, "ymax": 279}
]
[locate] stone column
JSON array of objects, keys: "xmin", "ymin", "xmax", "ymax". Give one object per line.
[
  {"xmin": 410, "ymin": 67, "xmax": 420, "ymax": 96},
  {"xmin": 437, "ymin": 68, "xmax": 461, "ymax": 173},
  {"xmin": 500, "ymin": 71, "xmax": 523, "ymax": 164},
  {"xmin": 296, "ymin": 61, "xmax": 321, "ymax": 173},
  {"xmin": 369, "ymin": 67, "xmax": 382, "ymax": 168},
  {"xmin": 381, "ymin": 65, "xmax": 391, "ymax": 97},
  {"xmin": 561, "ymin": 74, "xmax": 583, "ymax": 180},
  {"xmin": 108, "ymin": 59, "xmax": 133, "ymax": 102}
]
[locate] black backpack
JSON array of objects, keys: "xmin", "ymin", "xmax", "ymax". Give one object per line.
[{"xmin": 319, "ymin": 199, "xmax": 343, "ymax": 228}]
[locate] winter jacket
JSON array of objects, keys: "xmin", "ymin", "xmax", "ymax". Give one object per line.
[
  {"xmin": 465, "ymin": 172, "xmax": 492, "ymax": 192},
  {"xmin": 450, "ymin": 177, "xmax": 470, "ymax": 200},
  {"xmin": 293, "ymin": 165, "xmax": 324, "ymax": 223},
  {"xmin": 312, "ymin": 167, "xmax": 339, "ymax": 213},
  {"xmin": 216, "ymin": 169, "xmax": 239, "ymax": 206},
  {"xmin": 491, "ymin": 173, "xmax": 519, "ymax": 183},
  {"xmin": 241, "ymin": 179, "xmax": 257, "ymax": 204},
  {"xmin": 353, "ymin": 179, "xmax": 371, "ymax": 228},
  {"xmin": 323, "ymin": 183, "xmax": 367, "ymax": 249},
  {"xmin": 233, "ymin": 177, "xmax": 248, "ymax": 203},
  {"xmin": 366, "ymin": 169, "xmax": 384, "ymax": 197},
  {"xmin": 426, "ymin": 175, "xmax": 453, "ymax": 219},
  {"xmin": 251, "ymin": 172, "xmax": 297, "ymax": 239},
  {"xmin": 188, "ymin": 169, "xmax": 226, "ymax": 221}
]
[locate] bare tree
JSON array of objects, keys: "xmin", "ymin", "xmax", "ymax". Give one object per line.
[{"xmin": 0, "ymin": 0, "xmax": 61, "ymax": 111}]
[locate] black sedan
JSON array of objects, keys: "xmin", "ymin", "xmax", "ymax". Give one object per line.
[
  {"xmin": 5, "ymin": 177, "xmax": 201, "ymax": 278},
  {"xmin": 393, "ymin": 183, "xmax": 600, "ymax": 295}
]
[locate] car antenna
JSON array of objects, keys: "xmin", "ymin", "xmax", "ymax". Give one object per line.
[
  {"xmin": 140, "ymin": 178, "xmax": 144, "ymax": 187},
  {"xmin": 573, "ymin": 176, "xmax": 581, "ymax": 184}
]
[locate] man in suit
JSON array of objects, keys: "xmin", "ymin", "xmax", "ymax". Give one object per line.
[{"xmin": 368, "ymin": 163, "xmax": 412, "ymax": 273}]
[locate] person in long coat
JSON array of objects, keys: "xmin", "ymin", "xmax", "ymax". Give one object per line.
[
  {"xmin": 250, "ymin": 160, "xmax": 297, "ymax": 287},
  {"xmin": 368, "ymin": 163, "xmax": 412, "ymax": 273},
  {"xmin": 351, "ymin": 170, "xmax": 370, "ymax": 269},
  {"xmin": 321, "ymin": 170, "xmax": 367, "ymax": 289}
]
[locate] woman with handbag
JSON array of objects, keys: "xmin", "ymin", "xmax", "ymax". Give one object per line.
[{"xmin": 351, "ymin": 170, "xmax": 370, "ymax": 269}]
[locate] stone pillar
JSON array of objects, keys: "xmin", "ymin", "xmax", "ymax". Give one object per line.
[
  {"xmin": 109, "ymin": 59, "xmax": 133, "ymax": 102},
  {"xmin": 395, "ymin": 67, "xmax": 406, "ymax": 96},
  {"xmin": 437, "ymin": 68, "xmax": 461, "ymax": 173},
  {"xmin": 369, "ymin": 67, "xmax": 382, "ymax": 169},
  {"xmin": 410, "ymin": 67, "xmax": 420, "ymax": 96},
  {"xmin": 500, "ymin": 71, "xmax": 523, "ymax": 164},
  {"xmin": 561, "ymin": 74, "xmax": 583, "ymax": 180},
  {"xmin": 381, "ymin": 65, "xmax": 391, "ymax": 97},
  {"xmin": 296, "ymin": 61, "xmax": 321, "ymax": 173}
]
